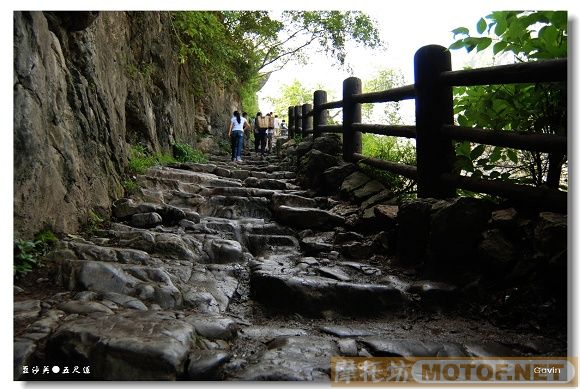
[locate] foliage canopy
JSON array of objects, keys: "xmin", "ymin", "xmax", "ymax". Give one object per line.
[
  {"xmin": 171, "ymin": 11, "xmax": 383, "ymax": 111},
  {"xmin": 449, "ymin": 11, "xmax": 567, "ymax": 189}
]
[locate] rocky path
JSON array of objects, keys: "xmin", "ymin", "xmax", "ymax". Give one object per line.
[{"xmin": 14, "ymin": 152, "xmax": 565, "ymax": 380}]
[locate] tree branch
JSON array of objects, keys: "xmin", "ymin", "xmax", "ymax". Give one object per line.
[
  {"xmin": 259, "ymin": 39, "xmax": 315, "ymax": 70},
  {"xmin": 259, "ymin": 28, "xmax": 325, "ymax": 70}
]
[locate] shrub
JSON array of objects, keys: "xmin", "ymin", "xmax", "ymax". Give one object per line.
[
  {"xmin": 128, "ymin": 144, "xmax": 177, "ymax": 174},
  {"xmin": 122, "ymin": 179, "xmax": 139, "ymax": 196},
  {"xmin": 14, "ymin": 230, "xmax": 58, "ymax": 278},
  {"xmin": 87, "ymin": 209, "xmax": 105, "ymax": 232},
  {"xmin": 173, "ymin": 142, "xmax": 208, "ymax": 163},
  {"xmin": 360, "ymin": 134, "xmax": 417, "ymax": 196},
  {"xmin": 128, "ymin": 145, "xmax": 153, "ymax": 174}
]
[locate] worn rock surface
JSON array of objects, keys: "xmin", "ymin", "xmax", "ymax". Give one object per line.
[
  {"xmin": 14, "ymin": 149, "xmax": 566, "ymax": 380},
  {"xmin": 14, "ymin": 11, "xmax": 239, "ymax": 239}
]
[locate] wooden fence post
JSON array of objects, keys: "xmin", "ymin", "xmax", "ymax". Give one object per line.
[
  {"xmin": 302, "ymin": 103, "xmax": 313, "ymax": 136},
  {"xmin": 313, "ymin": 90, "xmax": 327, "ymax": 138},
  {"xmin": 343, "ymin": 77, "xmax": 362, "ymax": 162},
  {"xmin": 294, "ymin": 105, "xmax": 302, "ymax": 136},
  {"xmin": 288, "ymin": 107, "xmax": 294, "ymax": 139},
  {"xmin": 414, "ymin": 45, "xmax": 456, "ymax": 198}
]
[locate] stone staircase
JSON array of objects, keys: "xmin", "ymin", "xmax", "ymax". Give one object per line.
[{"xmin": 14, "ymin": 151, "xmax": 565, "ymax": 381}]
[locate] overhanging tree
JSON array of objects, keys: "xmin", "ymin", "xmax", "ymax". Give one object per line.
[{"xmin": 172, "ymin": 11, "xmax": 383, "ymax": 101}]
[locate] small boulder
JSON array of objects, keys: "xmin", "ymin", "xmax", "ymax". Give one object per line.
[
  {"xmin": 321, "ymin": 163, "xmax": 357, "ymax": 194},
  {"xmin": 275, "ymin": 206, "xmax": 345, "ymax": 230},
  {"xmin": 129, "ymin": 212, "xmax": 162, "ymax": 228},
  {"xmin": 340, "ymin": 172, "xmax": 371, "ymax": 199},
  {"xmin": 312, "ymin": 134, "xmax": 342, "ymax": 156},
  {"xmin": 352, "ymin": 180, "xmax": 386, "ymax": 202},
  {"xmin": 478, "ymin": 229, "xmax": 516, "ymax": 274},
  {"xmin": 374, "ymin": 205, "xmax": 399, "ymax": 227},
  {"xmin": 206, "ymin": 239, "xmax": 244, "ymax": 264},
  {"xmin": 187, "ymin": 350, "xmax": 231, "ymax": 379},
  {"xmin": 298, "ymin": 149, "xmax": 340, "ymax": 189},
  {"xmin": 360, "ymin": 189, "xmax": 395, "ymax": 210},
  {"xmin": 429, "ymin": 197, "xmax": 494, "ymax": 264},
  {"xmin": 58, "ymin": 301, "xmax": 115, "ymax": 315},
  {"xmin": 489, "ymin": 208, "xmax": 518, "ymax": 228},
  {"xmin": 534, "ymin": 212, "xmax": 566, "ymax": 257}
]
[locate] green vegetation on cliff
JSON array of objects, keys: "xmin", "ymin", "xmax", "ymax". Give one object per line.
[
  {"xmin": 171, "ymin": 11, "xmax": 383, "ymax": 112},
  {"xmin": 128, "ymin": 143, "xmax": 208, "ymax": 176},
  {"xmin": 14, "ymin": 230, "xmax": 58, "ymax": 277}
]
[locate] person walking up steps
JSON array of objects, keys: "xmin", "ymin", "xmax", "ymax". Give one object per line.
[
  {"xmin": 228, "ymin": 110, "xmax": 249, "ymax": 162},
  {"xmin": 254, "ymin": 112, "xmax": 262, "ymax": 153},
  {"xmin": 254, "ymin": 112, "xmax": 268, "ymax": 158},
  {"xmin": 242, "ymin": 112, "xmax": 251, "ymax": 154},
  {"xmin": 273, "ymin": 114, "xmax": 281, "ymax": 137},
  {"xmin": 280, "ymin": 119, "xmax": 288, "ymax": 137},
  {"xmin": 266, "ymin": 112, "xmax": 274, "ymax": 154}
]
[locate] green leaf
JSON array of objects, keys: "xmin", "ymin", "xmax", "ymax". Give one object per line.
[
  {"xmin": 455, "ymin": 141, "xmax": 471, "ymax": 157},
  {"xmin": 552, "ymin": 11, "xmax": 567, "ymax": 30},
  {"xmin": 449, "ymin": 40, "xmax": 466, "ymax": 50},
  {"xmin": 451, "ymin": 27, "xmax": 470, "ymax": 37},
  {"xmin": 538, "ymin": 25, "xmax": 560, "ymax": 48},
  {"xmin": 455, "ymin": 155, "xmax": 474, "ymax": 172},
  {"xmin": 507, "ymin": 149, "xmax": 519, "ymax": 163},
  {"xmin": 457, "ymin": 115, "xmax": 470, "ymax": 127},
  {"xmin": 494, "ymin": 18, "xmax": 507, "ymax": 36},
  {"xmin": 489, "ymin": 147, "xmax": 502, "ymax": 163},
  {"xmin": 493, "ymin": 41, "xmax": 508, "ymax": 55},
  {"xmin": 476, "ymin": 37, "xmax": 492, "ymax": 51},
  {"xmin": 470, "ymin": 144, "xmax": 486, "ymax": 160},
  {"xmin": 476, "ymin": 18, "xmax": 487, "ymax": 34}
]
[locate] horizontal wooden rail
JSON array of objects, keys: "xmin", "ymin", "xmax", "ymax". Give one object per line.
[
  {"xmin": 440, "ymin": 58, "xmax": 566, "ymax": 86},
  {"xmin": 440, "ymin": 173, "xmax": 566, "ymax": 212},
  {"xmin": 352, "ymin": 84, "xmax": 416, "ymax": 104},
  {"xmin": 353, "ymin": 153, "xmax": 418, "ymax": 179},
  {"xmin": 318, "ymin": 124, "xmax": 343, "ymax": 134},
  {"xmin": 352, "ymin": 124, "xmax": 417, "ymax": 139},
  {"xmin": 316, "ymin": 100, "xmax": 343, "ymax": 110},
  {"xmin": 441, "ymin": 125, "xmax": 567, "ymax": 154},
  {"xmin": 286, "ymin": 45, "xmax": 567, "ymax": 211}
]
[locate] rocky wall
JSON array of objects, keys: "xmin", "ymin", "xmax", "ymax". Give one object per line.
[{"xmin": 14, "ymin": 11, "xmax": 239, "ymax": 238}]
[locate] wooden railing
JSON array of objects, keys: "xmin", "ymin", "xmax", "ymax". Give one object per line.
[{"xmin": 287, "ymin": 44, "xmax": 567, "ymax": 211}]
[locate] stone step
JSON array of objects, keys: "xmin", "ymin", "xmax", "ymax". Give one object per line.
[
  {"xmin": 44, "ymin": 310, "xmax": 242, "ymax": 380},
  {"xmin": 16, "ymin": 150, "xmax": 562, "ymax": 382},
  {"xmin": 248, "ymin": 255, "xmax": 459, "ymax": 315},
  {"xmin": 243, "ymin": 177, "xmax": 299, "ymax": 191},
  {"xmin": 173, "ymin": 162, "xmax": 296, "ymax": 181},
  {"xmin": 201, "ymin": 186, "xmax": 279, "ymax": 199},
  {"xmin": 147, "ymin": 167, "xmax": 243, "ymax": 188},
  {"xmin": 250, "ymin": 270, "xmax": 408, "ymax": 314},
  {"xmin": 246, "ymin": 234, "xmax": 300, "ymax": 256},
  {"xmin": 273, "ymin": 206, "xmax": 345, "ymax": 230},
  {"xmin": 157, "ymin": 193, "xmax": 272, "ymax": 220}
]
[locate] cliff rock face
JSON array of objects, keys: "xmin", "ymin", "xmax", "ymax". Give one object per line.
[{"xmin": 14, "ymin": 11, "xmax": 238, "ymax": 238}]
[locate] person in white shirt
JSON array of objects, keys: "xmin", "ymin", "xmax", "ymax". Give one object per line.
[
  {"xmin": 228, "ymin": 111, "xmax": 249, "ymax": 162},
  {"xmin": 273, "ymin": 115, "xmax": 281, "ymax": 137},
  {"xmin": 266, "ymin": 112, "xmax": 274, "ymax": 153}
]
